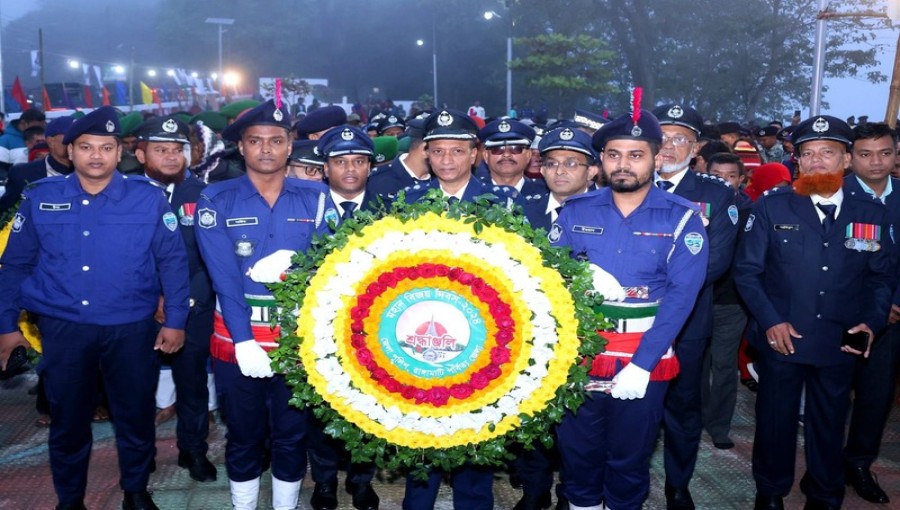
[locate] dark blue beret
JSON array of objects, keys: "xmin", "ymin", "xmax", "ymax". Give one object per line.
[
  {"xmin": 296, "ymin": 106, "xmax": 347, "ymax": 139},
  {"xmin": 573, "ymin": 109, "xmax": 607, "ymax": 131},
  {"xmin": 477, "ymin": 119, "xmax": 535, "ymax": 147},
  {"xmin": 316, "ymin": 125, "xmax": 375, "ymax": 158},
  {"xmin": 45, "ymin": 116, "xmax": 75, "ymax": 137},
  {"xmin": 792, "ymin": 115, "xmax": 852, "ymax": 147},
  {"xmin": 538, "ymin": 127, "xmax": 598, "ymax": 160},
  {"xmin": 755, "ymin": 125, "xmax": 780, "ymax": 137},
  {"xmin": 406, "ymin": 118, "xmax": 426, "ymax": 140},
  {"xmin": 717, "ymin": 122, "xmax": 742, "ymax": 135},
  {"xmin": 62, "ymin": 106, "xmax": 120, "ymax": 145},
  {"xmin": 290, "ymin": 140, "xmax": 324, "ymax": 166},
  {"xmin": 777, "ymin": 126, "xmax": 795, "ymax": 142},
  {"xmin": 653, "ymin": 103, "xmax": 704, "ymax": 135},
  {"xmin": 423, "ymin": 109, "xmax": 478, "ymax": 141},
  {"xmin": 136, "ymin": 115, "xmax": 190, "ymax": 144},
  {"xmin": 591, "ymin": 110, "xmax": 663, "ymax": 151},
  {"xmin": 376, "ymin": 114, "xmax": 406, "ymax": 135},
  {"xmin": 221, "ymin": 99, "xmax": 292, "ymax": 142}
]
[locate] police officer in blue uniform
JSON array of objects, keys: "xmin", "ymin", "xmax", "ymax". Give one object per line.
[
  {"xmin": 367, "ymin": 118, "xmax": 431, "ymax": 199},
  {"xmin": 474, "ymin": 118, "xmax": 548, "ymax": 200},
  {"xmin": 651, "ymin": 103, "xmax": 739, "ymax": 510},
  {"xmin": 0, "ymin": 115, "xmax": 75, "ymax": 212},
  {"xmin": 376, "ymin": 114, "xmax": 406, "ymax": 138},
  {"xmin": 305, "ymin": 125, "xmax": 381, "ymax": 510},
  {"xmin": 0, "ymin": 106, "xmax": 190, "ymax": 510},
  {"xmin": 841, "ymin": 122, "xmax": 900, "ymax": 504},
  {"xmin": 134, "ymin": 115, "xmax": 218, "ymax": 483},
  {"xmin": 734, "ymin": 116, "xmax": 895, "ymax": 510},
  {"xmin": 296, "ymin": 105, "xmax": 347, "ymax": 141},
  {"xmin": 551, "ymin": 108, "xmax": 708, "ymax": 510},
  {"xmin": 195, "ymin": 100, "xmax": 331, "ymax": 510}
]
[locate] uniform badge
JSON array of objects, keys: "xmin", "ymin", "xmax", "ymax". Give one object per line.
[
  {"xmin": 812, "ymin": 117, "xmax": 829, "ymax": 133},
  {"xmin": 324, "ymin": 207, "xmax": 339, "ymax": 225},
  {"xmin": 273, "ymin": 108, "xmax": 284, "ymax": 122},
  {"xmin": 235, "ymin": 240, "xmax": 255, "ymax": 257},
  {"xmin": 341, "ymin": 128, "xmax": 354, "ymax": 141},
  {"xmin": 727, "ymin": 205, "xmax": 739, "ymax": 225},
  {"xmin": 560, "ymin": 128, "xmax": 574, "ymax": 141},
  {"xmin": 845, "ymin": 222, "xmax": 882, "ymax": 252},
  {"xmin": 498, "ymin": 120, "xmax": 511, "ymax": 133},
  {"xmin": 667, "ymin": 105, "xmax": 684, "ymax": 118},
  {"xmin": 105, "ymin": 120, "xmax": 115, "ymax": 133},
  {"xmin": 548, "ymin": 223, "xmax": 562, "ymax": 243},
  {"xmin": 198, "ymin": 208, "xmax": 217, "ymax": 229},
  {"xmin": 437, "ymin": 111, "xmax": 453, "ymax": 126},
  {"xmin": 375, "ymin": 154, "xmax": 385, "ymax": 163},
  {"xmin": 162, "ymin": 212, "xmax": 178, "ymax": 232},
  {"xmin": 744, "ymin": 214, "xmax": 755, "ymax": 232},
  {"xmin": 631, "ymin": 125, "xmax": 642, "ymax": 136},
  {"xmin": 388, "ymin": 115, "xmax": 398, "ymax": 123},
  {"xmin": 684, "ymin": 232, "xmax": 704, "ymax": 255},
  {"xmin": 178, "ymin": 203, "xmax": 196, "ymax": 226},
  {"xmin": 162, "ymin": 119, "xmax": 178, "ymax": 133},
  {"xmin": 11, "ymin": 213, "xmax": 24, "ymax": 233}
]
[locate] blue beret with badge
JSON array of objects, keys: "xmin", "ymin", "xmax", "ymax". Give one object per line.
[
  {"xmin": 776, "ymin": 125, "xmax": 795, "ymax": 142},
  {"xmin": 62, "ymin": 106, "xmax": 120, "ymax": 145},
  {"xmin": 376, "ymin": 114, "xmax": 406, "ymax": 135},
  {"xmin": 477, "ymin": 118, "xmax": 536, "ymax": 147},
  {"xmin": 792, "ymin": 115, "xmax": 852, "ymax": 147},
  {"xmin": 591, "ymin": 110, "xmax": 663, "ymax": 151},
  {"xmin": 45, "ymin": 116, "xmax": 75, "ymax": 138},
  {"xmin": 136, "ymin": 115, "xmax": 190, "ymax": 144},
  {"xmin": 538, "ymin": 127, "xmax": 598, "ymax": 160},
  {"xmin": 290, "ymin": 140, "xmax": 325, "ymax": 166},
  {"xmin": 755, "ymin": 125, "xmax": 780, "ymax": 137},
  {"xmin": 652, "ymin": 103, "xmax": 704, "ymax": 135},
  {"xmin": 423, "ymin": 109, "xmax": 478, "ymax": 141},
  {"xmin": 573, "ymin": 109, "xmax": 607, "ymax": 132},
  {"xmin": 220, "ymin": 99, "xmax": 292, "ymax": 142},
  {"xmin": 316, "ymin": 124, "xmax": 375, "ymax": 158},
  {"xmin": 296, "ymin": 105, "xmax": 347, "ymax": 139}
]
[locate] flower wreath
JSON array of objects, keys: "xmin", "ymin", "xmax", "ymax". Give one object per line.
[
  {"xmin": 271, "ymin": 190, "xmax": 608, "ymax": 476},
  {"xmin": 0, "ymin": 205, "xmax": 42, "ymax": 352}
]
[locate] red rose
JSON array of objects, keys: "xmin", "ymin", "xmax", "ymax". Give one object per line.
[
  {"xmin": 350, "ymin": 306, "xmax": 370, "ymax": 320},
  {"xmin": 395, "ymin": 267, "xmax": 411, "ymax": 280},
  {"xmin": 351, "ymin": 320, "xmax": 365, "ymax": 333},
  {"xmin": 368, "ymin": 281, "xmax": 386, "ymax": 294},
  {"xmin": 458, "ymin": 272, "xmax": 475, "ymax": 284},
  {"xmin": 490, "ymin": 346, "xmax": 511, "ymax": 364},
  {"xmin": 420, "ymin": 264, "xmax": 437, "ymax": 278},
  {"xmin": 470, "ymin": 372, "xmax": 490, "ymax": 389},
  {"xmin": 450, "ymin": 383, "xmax": 474, "ymax": 399},
  {"xmin": 356, "ymin": 348, "xmax": 374, "ymax": 366},
  {"xmin": 484, "ymin": 364, "xmax": 502, "ymax": 379},
  {"xmin": 351, "ymin": 334, "xmax": 367, "ymax": 348},
  {"xmin": 414, "ymin": 389, "xmax": 428, "ymax": 404},
  {"xmin": 371, "ymin": 367, "xmax": 389, "ymax": 380},
  {"xmin": 357, "ymin": 294, "xmax": 374, "ymax": 308},
  {"xmin": 496, "ymin": 329, "xmax": 514, "ymax": 344},
  {"xmin": 382, "ymin": 377, "xmax": 401, "ymax": 392},
  {"xmin": 426, "ymin": 387, "xmax": 451, "ymax": 406},
  {"xmin": 497, "ymin": 317, "xmax": 515, "ymax": 329},
  {"xmin": 434, "ymin": 264, "xmax": 450, "ymax": 276},
  {"xmin": 401, "ymin": 386, "xmax": 416, "ymax": 400},
  {"xmin": 471, "ymin": 278, "xmax": 485, "ymax": 290},
  {"xmin": 448, "ymin": 267, "xmax": 463, "ymax": 280}
]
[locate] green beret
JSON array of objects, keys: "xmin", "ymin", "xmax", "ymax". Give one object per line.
[
  {"xmin": 190, "ymin": 111, "xmax": 228, "ymax": 132},
  {"xmin": 372, "ymin": 135, "xmax": 398, "ymax": 164},
  {"xmin": 396, "ymin": 136, "xmax": 411, "ymax": 154},
  {"xmin": 219, "ymin": 99, "xmax": 261, "ymax": 120},
  {"xmin": 118, "ymin": 112, "xmax": 144, "ymax": 137}
]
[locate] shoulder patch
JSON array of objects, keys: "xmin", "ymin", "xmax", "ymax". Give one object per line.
[
  {"xmin": 197, "ymin": 208, "xmax": 216, "ymax": 228},
  {"xmin": 684, "ymin": 232, "xmax": 704, "ymax": 254},
  {"xmin": 728, "ymin": 204, "xmax": 739, "ymax": 225},
  {"xmin": 162, "ymin": 212, "xmax": 178, "ymax": 231},
  {"xmin": 548, "ymin": 223, "xmax": 562, "ymax": 243},
  {"xmin": 11, "ymin": 212, "xmax": 25, "ymax": 233},
  {"xmin": 745, "ymin": 214, "xmax": 755, "ymax": 232}
]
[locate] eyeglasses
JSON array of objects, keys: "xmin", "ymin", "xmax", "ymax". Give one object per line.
[
  {"xmin": 661, "ymin": 134, "xmax": 695, "ymax": 147},
  {"xmin": 541, "ymin": 159, "xmax": 590, "ymax": 172},
  {"xmin": 289, "ymin": 163, "xmax": 323, "ymax": 176},
  {"xmin": 487, "ymin": 145, "xmax": 527, "ymax": 156}
]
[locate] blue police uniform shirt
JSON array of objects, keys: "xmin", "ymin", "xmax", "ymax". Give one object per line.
[
  {"xmin": 549, "ymin": 186, "xmax": 709, "ymax": 371},
  {"xmin": 0, "ymin": 172, "xmax": 190, "ymax": 331},
  {"xmin": 401, "ymin": 174, "xmax": 524, "ymax": 208},
  {"xmin": 194, "ymin": 174, "xmax": 330, "ymax": 343}
]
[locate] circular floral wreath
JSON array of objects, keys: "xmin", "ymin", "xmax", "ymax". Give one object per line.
[{"xmin": 271, "ymin": 191, "xmax": 607, "ymax": 475}]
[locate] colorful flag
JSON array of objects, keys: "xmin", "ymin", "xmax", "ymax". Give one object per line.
[
  {"xmin": 101, "ymin": 87, "xmax": 111, "ymax": 106},
  {"xmin": 42, "ymin": 86, "xmax": 52, "ymax": 110},
  {"xmin": 115, "ymin": 81, "xmax": 127, "ymax": 105},
  {"xmin": 11, "ymin": 76, "xmax": 28, "ymax": 110},
  {"xmin": 83, "ymin": 85, "xmax": 93, "ymax": 108},
  {"xmin": 140, "ymin": 81, "xmax": 153, "ymax": 105}
]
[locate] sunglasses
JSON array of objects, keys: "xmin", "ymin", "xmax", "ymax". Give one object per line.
[{"xmin": 487, "ymin": 145, "xmax": 527, "ymax": 156}]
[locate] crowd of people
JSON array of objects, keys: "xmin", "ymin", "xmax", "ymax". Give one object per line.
[{"xmin": 0, "ymin": 96, "xmax": 897, "ymax": 510}]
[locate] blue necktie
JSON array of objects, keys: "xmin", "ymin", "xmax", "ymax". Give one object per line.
[
  {"xmin": 340, "ymin": 201, "xmax": 357, "ymax": 220},
  {"xmin": 657, "ymin": 180, "xmax": 674, "ymax": 192},
  {"xmin": 817, "ymin": 203, "xmax": 836, "ymax": 233}
]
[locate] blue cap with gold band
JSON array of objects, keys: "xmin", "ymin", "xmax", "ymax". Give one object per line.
[
  {"xmin": 591, "ymin": 110, "xmax": 663, "ymax": 151},
  {"xmin": 290, "ymin": 140, "xmax": 325, "ymax": 166},
  {"xmin": 62, "ymin": 106, "xmax": 121, "ymax": 145},
  {"xmin": 316, "ymin": 125, "xmax": 375, "ymax": 158},
  {"xmin": 220, "ymin": 99, "xmax": 291, "ymax": 142},
  {"xmin": 477, "ymin": 118, "xmax": 536, "ymax": 147},
  {"xmin": 136, "ymin": 115, "xmax": 190, "ymax": 144},
  {"xmin": 573, "ymin": 109, "xmax": 606, "ymax": 132},
  {"xmin": 423, "ymin": 109, "xmax": 478, "ymax": 141},
  {"xmin": 538, "ymin": 127, "xmax": 598, "ymax": 160},
  {"xmin": 791, "ymin": 115, "xmax": 853, "ymax": 147},
  {"xmin": 652, "ymin": 103, "xmax": 704, "ymax": 135}
]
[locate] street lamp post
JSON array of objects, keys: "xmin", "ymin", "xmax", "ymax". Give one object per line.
[
  {"xmin": 484, "ymin": 10, "xmax": 512, "ymax": 116},
  {"xmin": 417, "ymin": 35, "xmax": 438, "ymax": 108},
  {"xmin": 205, "ymin": 17, "xmax": 235, "ymax": 93}
]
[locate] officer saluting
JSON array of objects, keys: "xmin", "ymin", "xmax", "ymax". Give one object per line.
[
  {"xmin": 550, "ymin": 104, "xmax": 708, "ymax": 510},
  {"xmin": 0, "ymin": 106, "xmax": 190, "ymax": 510},
  {"xmin": 195, "ymin": 100, "xmax": 330, "ymax": 510},
  {"xmin": 734, "ymin": 116, "xmax": 895, "ymax": 509}
]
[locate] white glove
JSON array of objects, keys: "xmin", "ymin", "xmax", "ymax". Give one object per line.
[
  {"xmin": 610, "ymin": 363, "xmax": 650, "ymax": 400},
  {"xmin": 247, "ymin": 250, "xmax": 296, "ymax": 283},
  {"xmin": 589, "ymin": 263, "xmax": 626, "ymax": 302},
  {"xmin": 234, "ymin": 340, "xmax": 274, "ymax": 378}
]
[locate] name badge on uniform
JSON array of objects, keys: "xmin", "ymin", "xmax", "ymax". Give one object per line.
[
  {"xmin": 39, "ymin": 202, "xmax": 71, "ymax": 211},
  {"xmin": 178, "ymin": 203, "xmax": 196, "ymax": 226},
  {"xmin": 226, "ymin": 217, "xmax": 259, "ymax": 227},
  {"xmin": 845, "ymin": 222, "xmax": 881, "ymax": 252},
  {"xmin": 774, "ymin": 224, "xmax": 800, "ymax": 231},
  {"xmin": 572, "ymin": 225, "xmax": 604, "ymax": 235}
]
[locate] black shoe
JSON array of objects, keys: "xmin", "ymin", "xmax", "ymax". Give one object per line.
[
  {"xmin": 509, "ymin": 471, "xmax": 524, "ymax": 489},
  {"xmin": 754, "ymin": 494, "xmax": 784, "ymax": 510},
  {"xmin": 122, "ymin": 491, "xmax": 158, "ymax": 510},
  {"xmin": 0, "ymin": 346, "xmax": 29, "ymax": 380},
  {"xmin": 803, "ymin": 499, "xmax": 839, "ymax": 510},
  {"xmin": 846, "ymin": 465, "xmax": 889, "ymax": 504},
  {"xmin": 310, "ymin": 482, "xmax": 338, "ymax": 510},
  {"xmin": 513, "ymin": 491, "xmax": 552, "ymax": 510},
  {"xmin": 665, "ymin": 484, "xmax": 695, "ymax": 510},
  {"xmin": 713, "ymin": 439, "xmax": 735, "ymax": 450},
  {"xmin": 345, "ymin": 479, "xmax": 379, "ymax": 510},
  {"xmin": 555, "ymin": 495, "xmax": 569, "ymax": 510},
  {"xmin": 56, "ymin": 502, "xmax": 87, "ymax": 510},
  {"xmin": 741, "ymin": 378, "xmax": 759, "ymax": 392},
  {"xmin": 177, "ymin": 451, "xmax": 217, "ymax": 482}
]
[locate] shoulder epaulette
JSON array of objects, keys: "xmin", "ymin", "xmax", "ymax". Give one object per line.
[{"xmin": 698, "ymin": 172, "xmax": 732, "ymax": 188}]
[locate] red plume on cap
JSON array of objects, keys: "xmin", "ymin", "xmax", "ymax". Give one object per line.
[
  {"xmin": 630, "ymin": 87, "xmax": 643, "ymax": 126},
  {"xmin": 274, "ymin": 78, "xmax": 283, "ymax": 110}
]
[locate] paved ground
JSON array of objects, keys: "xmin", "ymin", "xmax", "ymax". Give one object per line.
[{"xmin": 0, "ymin": 371, "xmax": 897, "ymax": 509}]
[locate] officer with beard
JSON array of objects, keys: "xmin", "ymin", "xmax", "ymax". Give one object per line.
[
  {"xmin": 734, "ymin": 116, "xmax": 894, "ymax": 510},
  {"xmin": 134, "ymin": 116, "xmax": 217, "ymax": 483},
  {"xmin": 651, "ymin": 104, "xmax": 739, "ymax": 510}
]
